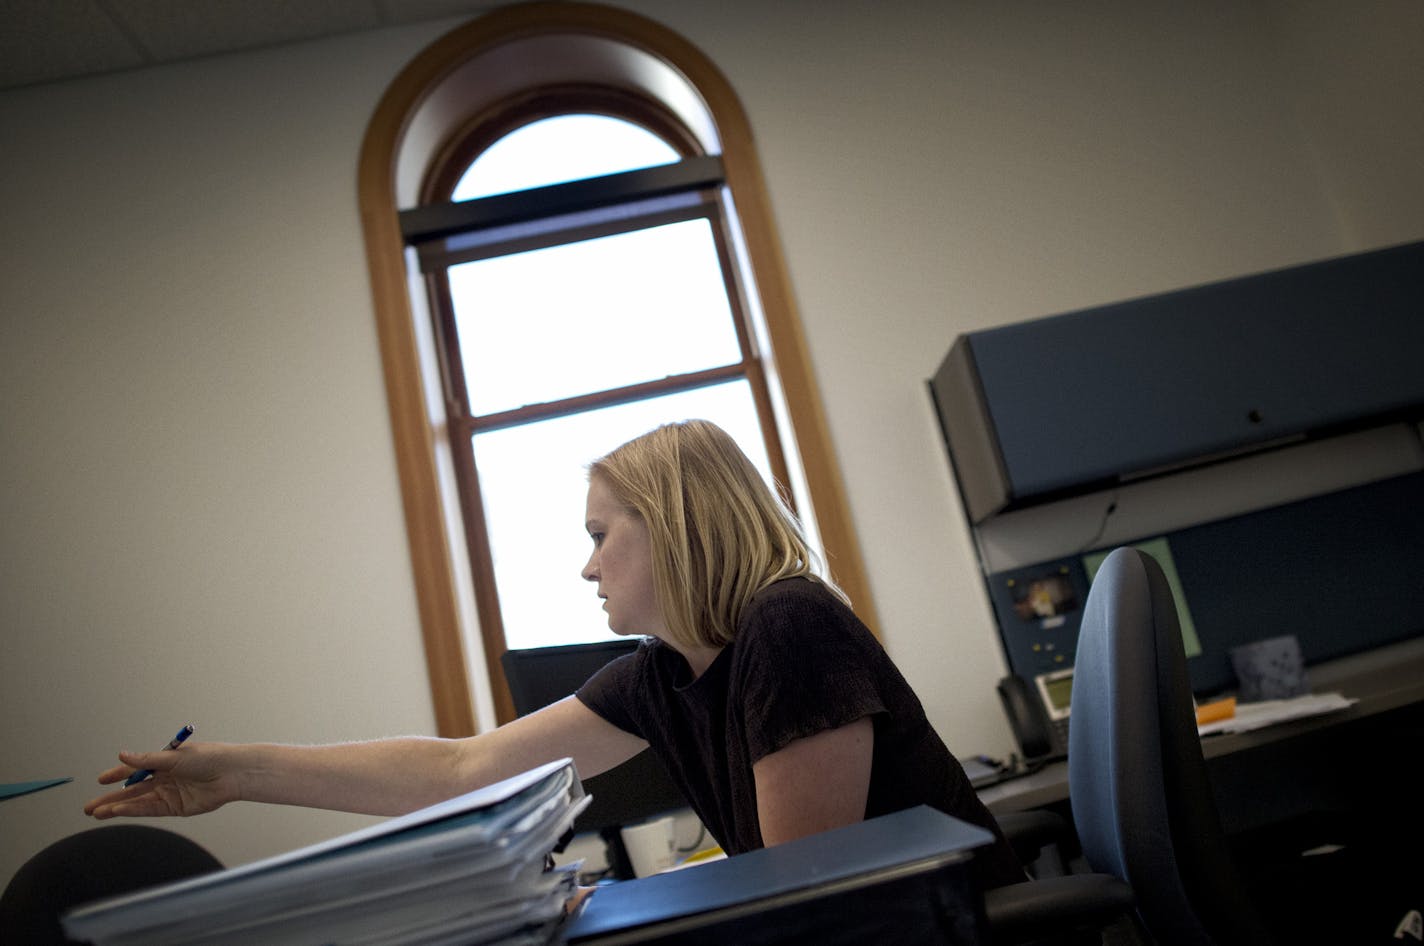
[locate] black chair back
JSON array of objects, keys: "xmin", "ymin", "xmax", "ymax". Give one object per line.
[{"xmin": 0, "ymin": 824, "xmax": 222, "ymax": 944}]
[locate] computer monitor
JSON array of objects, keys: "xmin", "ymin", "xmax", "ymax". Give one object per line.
[{"xmin": 499, "ymin": 639, "xmax": 691, "ymax": 875}]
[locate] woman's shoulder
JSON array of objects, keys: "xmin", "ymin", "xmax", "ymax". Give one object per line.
[
  {"xmin": 626, "ymin": 635, "xmax": 679, "ymax": 677},
  {"xmin": 747, "ymin": 575, "xmax": 853, "ymax": 619},
  {"xmin": 577, "ymin": 636, "xmax": 684, "ymax": 728},
  {"xmin": 580, "ymin": 636, "xmax": 664, "ymax": 692},
  {"xmin": 739, "ymin": 576, "xmax": 872, "ymax": 648}
]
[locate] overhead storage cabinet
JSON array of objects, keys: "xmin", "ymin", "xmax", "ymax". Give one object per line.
[{"xmin": 930, "ymin": 241, "xmax": 1424, "ymax": 523}]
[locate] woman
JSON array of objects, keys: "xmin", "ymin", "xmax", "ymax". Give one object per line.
[{"xmin": 85, "ymin": 420, "xmax": 1023, "ymax": 888}]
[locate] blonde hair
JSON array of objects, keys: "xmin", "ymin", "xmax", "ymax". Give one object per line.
[{"xmin": 588, "ymin": 420, "xmax": 845, "ymax": 649}]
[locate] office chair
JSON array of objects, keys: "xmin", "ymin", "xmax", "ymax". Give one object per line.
[
  {"xmin": 981, "ymin": 809, "xmax": 1141, "ymax": 945},
  {"xmin": 1067, "ymin": 546, "xmax": 1277, "ymax": 946},
  {"xmin": 0, "ymin": 825, "xmax": 223, "ymax": 944},
  {"xmin": 1068, "ymin": 546, "xmax": 1424, "ymax": 945}
]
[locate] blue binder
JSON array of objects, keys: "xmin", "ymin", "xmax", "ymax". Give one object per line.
[{"xmin": 564, "ymin": 805, "xmax": 994, "ymax": 945}]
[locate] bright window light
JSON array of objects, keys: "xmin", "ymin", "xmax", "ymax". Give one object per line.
[
  {"xmin": 476, "ymin": 381, "xmax": 772, "ymax": 650},
  {"xmin": 448, "ymin": 115, "xmax": 777, "ymax": 650},
  {"xmin": 450, "ymin": 219, "xmax": 742, "ymax": 415},
  {"xmin": 454, "ymin": 114, "xmax": 680, "ymax": 200}
]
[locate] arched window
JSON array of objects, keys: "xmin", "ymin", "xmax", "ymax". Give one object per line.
[{"xmin": 359, "ymin": 2, "xmax": 875, "ymax": 733}]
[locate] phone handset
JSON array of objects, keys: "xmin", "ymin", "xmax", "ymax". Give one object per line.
[{"xmin": 996, "ymin": 674, "xmax": 1067, "ymax": 760}]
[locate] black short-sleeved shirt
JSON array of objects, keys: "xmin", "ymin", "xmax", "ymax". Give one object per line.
[{"xmin": 576, "ymin": 576, "xmax": 1024, "ymax": 888}]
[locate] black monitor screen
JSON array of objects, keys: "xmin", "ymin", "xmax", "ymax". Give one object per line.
[{"xmin": 499, "ymin": 640, "xmax": 690, "ymax": 839}]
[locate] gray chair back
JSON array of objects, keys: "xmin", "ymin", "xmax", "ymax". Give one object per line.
[{"xmin": 1068, "ymin": 546, "xmax": 1274, "ymax": 946}]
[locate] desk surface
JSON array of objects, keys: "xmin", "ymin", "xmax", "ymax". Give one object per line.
[{"xmin": 978, "ymin": 636, "xmax": 1424, "ymax": 815}]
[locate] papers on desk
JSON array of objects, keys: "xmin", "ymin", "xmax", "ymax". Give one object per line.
[
  {"xmin": 1197, "ymin": 691, "xmax": 1357, "ymax": 736},
  {"xmin": 62, "ymin": 759, "xmax": 589, "ymax": 946}
]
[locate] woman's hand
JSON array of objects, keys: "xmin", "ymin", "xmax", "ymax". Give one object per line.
[
  {"xmin": 565, "ymin": 885, "xmax": 597, "ymax": 916},
  {"xmin": 85, "ymin": 742, "xmax": 238, "ymax": 820}
]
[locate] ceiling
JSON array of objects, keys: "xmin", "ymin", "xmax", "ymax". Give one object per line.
[{"xmin": 0, "ymin": 0, "xmax": 501, "ymax": 92}]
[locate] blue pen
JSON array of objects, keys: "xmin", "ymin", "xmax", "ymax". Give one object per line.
[{"xmin": 124, "ymin": 724, "xmax": 195, "ymax": 787}]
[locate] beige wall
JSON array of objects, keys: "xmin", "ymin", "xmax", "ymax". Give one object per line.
[{"xmin": 3, "ymin": 0, "xmax": 1421, "ymax": 888}]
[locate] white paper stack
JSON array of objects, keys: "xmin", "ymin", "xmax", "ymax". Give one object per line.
[
  {"xmin": 1196, "ymin": 691, "xmax": 1357, "ymax": 736},
  {"xmin": 62, "ymin": 759, "xmax": 589, "ymax": 946}
]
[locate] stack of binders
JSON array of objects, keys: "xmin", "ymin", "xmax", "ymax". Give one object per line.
[{"xmin": 62, "ymin": 759, "xmax": 588, "ymax": 946}]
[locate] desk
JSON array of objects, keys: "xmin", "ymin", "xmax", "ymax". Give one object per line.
[
  {"xmin": 564, "ymin": 806, "xmax": 993, "ymax": 945},
  {"xmin": 979, "ymin": 637, "xmax": 1424, "ymax": 831}
]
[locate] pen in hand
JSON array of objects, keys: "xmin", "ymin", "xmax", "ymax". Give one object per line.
[{"xmin": 124, "ymin": 724, "xmax": 195, "ymax": 787}]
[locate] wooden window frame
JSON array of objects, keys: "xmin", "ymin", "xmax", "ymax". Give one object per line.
[{"xmin": 357, "ymin": 1, "xmax": 876, "ymax": 737}]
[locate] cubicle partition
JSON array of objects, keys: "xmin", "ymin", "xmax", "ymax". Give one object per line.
[
  {"xmin": 985, "ymin": 470, "xmax": 1424, "ymax": 698},
  {"xmin": 929, "ymin": 239, "xmax": 1424, "ymax": 711}
]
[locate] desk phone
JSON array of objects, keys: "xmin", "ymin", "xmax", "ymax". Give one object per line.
[{"xmin": 997, "ymin": 669, "xmax": 1073, "ymax": 761}]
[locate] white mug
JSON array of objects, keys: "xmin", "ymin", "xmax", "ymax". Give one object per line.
[{"xmin": 620, "ymin": 815, "xmax": 676, "ymax": 877}]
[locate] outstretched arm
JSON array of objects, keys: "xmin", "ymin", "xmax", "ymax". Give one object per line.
[{"xmin": 85, "ymin": 696, "xmax": 647, "ymax": 820}]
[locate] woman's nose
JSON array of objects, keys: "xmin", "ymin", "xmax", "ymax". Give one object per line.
[{"xmin": 581, "ymin": 552, "xmax": 598, "ymax": 582}]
